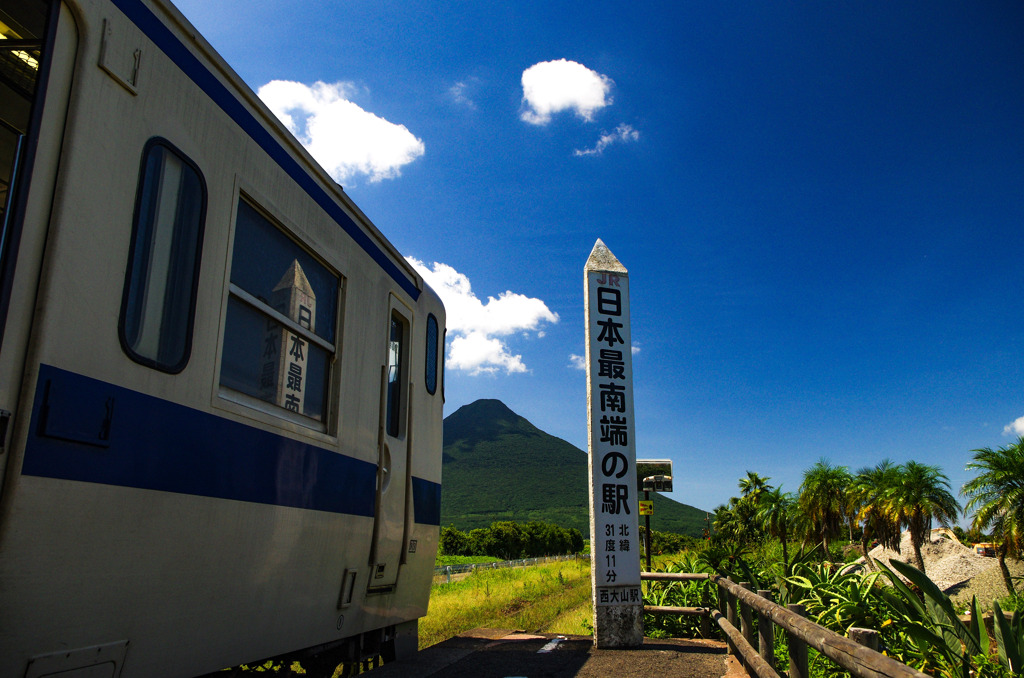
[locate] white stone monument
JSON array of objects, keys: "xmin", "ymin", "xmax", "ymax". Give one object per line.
[{"xmin": 585, "ymin": 239, "xmax": 643, "ymax": 647}]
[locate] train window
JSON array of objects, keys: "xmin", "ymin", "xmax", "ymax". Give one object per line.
[
  {"xmin": 120, "ymin": 139, "xmax": 207, "ymax": 373},
  {"xmin": 425, "ymin": 313, "xmax": 438, "ymax": 395},
  {"xmin": 386, "ymin": 312, "xmax": 406, "ymax": 436},
  {"xmin": 220, "ymin": 199, "xmax": 339, "ymax": 424}
]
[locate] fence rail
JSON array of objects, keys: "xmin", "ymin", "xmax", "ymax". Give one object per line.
[
  {"xmin": 432, "ymin": 554, "xmax": 580, "ymax": 584},
  {"xmin": 640, "ymin": 572, "xmax": 929, "ymax": 678}
]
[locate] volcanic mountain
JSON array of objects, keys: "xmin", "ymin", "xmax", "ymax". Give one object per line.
[{"xmin": 441, "ymin": 399, "xmax": 708, "ymax": 536}]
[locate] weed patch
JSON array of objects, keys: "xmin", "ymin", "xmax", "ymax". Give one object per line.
[{"xmin": 420, "ymin": 560, "xmax": 591, "ymax": 648}]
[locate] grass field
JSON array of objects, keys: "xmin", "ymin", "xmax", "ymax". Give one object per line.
[{"xmin": 419, "ymin": 559, "xmax": 593, "ymax": 648}]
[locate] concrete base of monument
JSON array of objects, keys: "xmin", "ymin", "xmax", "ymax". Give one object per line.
[{"xmin": 594, "ymin": 604, "xmax": 644, "ymax": 647}]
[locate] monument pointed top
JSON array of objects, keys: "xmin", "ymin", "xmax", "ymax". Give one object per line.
[{"xmin": 585, "ymin": 238, "xmax": 628, "ymax": 275}]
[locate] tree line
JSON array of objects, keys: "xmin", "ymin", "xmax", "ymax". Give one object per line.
[
  {"xmin": 439, "ymin": 520, "xmax": 585, "ymax": 560},
  {"xmin": 711, "ymin": 435, "xmax": 1024, "ymax": 593}
]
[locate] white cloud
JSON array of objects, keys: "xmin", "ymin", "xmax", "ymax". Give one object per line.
[
  {"xmin": 570, "ymin": 346, "xmax": 637, "ymax": 370},
  {"xmin": 1004, "ymin": 416, "xmax": 1024, "ymax": 437},
  {"xmin": 407, "ymin": 258, "xmax": 559, "ymax": 375},
  {"xmin": 448, "ymin": 333, "xmax": 526, "ymax": 375},
  {"xmin": 258, "ymin": 80, "xmax": 424, "ymax": 183},
  {"xmin": 574, "ymin": 124, "xmax": 640, "ymax": 157},
  {"xmin": 449, "ymin": 79, "xmax": 478, "ymax": 109},
  {"xmin": 520, "ymin": 59, "xmax": 613, "ymax": 125}
]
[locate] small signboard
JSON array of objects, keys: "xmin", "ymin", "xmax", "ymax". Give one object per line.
[
  {"xmin": 638, "ymin": 501, "xmax": 653, "ymax": 515},
  {"xmin": 636, "ymin": 459, "xmax": 673, "ymax": 492},
  {"xmin": 642, "ymin": 475, "xmax": 673, "ymax": 493}
]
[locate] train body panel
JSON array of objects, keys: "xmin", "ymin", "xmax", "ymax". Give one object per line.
[{"xmin": 0, "ymin": 0, "xmax": 444, "ymax": 675}]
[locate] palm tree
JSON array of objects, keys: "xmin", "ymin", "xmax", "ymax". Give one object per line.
[
  {"xmin": 850, "ymin": 460, "xmax": 903, "ymax": 565},
  {"xmin": 712, "ymin": 503, "xmax": 740, "ymax": 542},
  {"xmin": 798, "ymin": 459, "xmax": 852, "ymax": 554},
  {"xmin": 887, "ymin": 461, "xmax": 961, "ymax": 574},
  {"xmin": 962, "ymin": 437, "xmax": 1024, "ymax": 594},
  {"xmin": 713, "ymin": 472, "xmax": 775, "ymax": 546},
  {"xmin": 757, "ymin": 486, "xmax": 796, "ymax": 575},
  {"xmin": 738, "ymin": 471, "xmax": 772, "ymax": 499}
]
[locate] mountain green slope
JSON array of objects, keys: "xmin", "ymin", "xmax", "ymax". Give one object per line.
[{"xmin": 441, "ymin": 399, "xmax": 709, "ymax": 536}]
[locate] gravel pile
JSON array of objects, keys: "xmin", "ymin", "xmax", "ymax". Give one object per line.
[
  {"xmin": 948, "ymin": 559, "xmax": 1024, "ymax": 609},
  {"xmin": 864, "ymin": 532, "xmax": 997, "ymax": 594}
]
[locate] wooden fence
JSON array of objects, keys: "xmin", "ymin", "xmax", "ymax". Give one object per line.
[
  {"xmin": 433, "ymin": 554, "xmax": 580, "ymax": 584},
  {"xmin": 640, "ymin": 572, "xmax": 928, "ymax": 678}
]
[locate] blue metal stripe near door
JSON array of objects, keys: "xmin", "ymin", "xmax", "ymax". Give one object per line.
[
  {"xmin": 412, "ymin": 476, "xmax": 442, "ymax": 526},
  {"xmin": 20, "ymin": 365, "xmax": 442, "ymax": 520}
]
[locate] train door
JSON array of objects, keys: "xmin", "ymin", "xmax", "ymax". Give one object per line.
[
  {"xmin": 368, "ymin": 300, "xmax": 412, "ymax": 590},
  {"xmin": 0, "ymin": 0, "xmax": 53, "ymax": 343},
  {"xmin": 0, "ymin": 0, "xmax": 75, "ymax": 493}
]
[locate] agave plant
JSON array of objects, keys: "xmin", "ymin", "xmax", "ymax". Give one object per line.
[
  {"xmin": 873, "ymin": 559, "xmax": 1024, "ymax": 678},
  {"xmin": 785, "ymin": 562, "xmax": 889, "ymax": 632},
  {"xmin": 872, "ymin": 559, "xmax": 981, "ymax": 677},
  {"xmin": 991, "ymin": 599, "xmax": 1024, "ymax": 673}
]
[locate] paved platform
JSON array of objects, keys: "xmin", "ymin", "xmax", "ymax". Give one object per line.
[{"xmin": 368, "ymin": 629, "xmax": 738, "ymax": 678}]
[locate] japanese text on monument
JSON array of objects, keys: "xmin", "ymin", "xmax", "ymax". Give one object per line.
[{"xmin": 587, "ymin": 268, "xmax": 641, "ymax": 607}]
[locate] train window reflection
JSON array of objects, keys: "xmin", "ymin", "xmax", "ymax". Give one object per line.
[
  {"xmin": 220, "ymin": 198, "xmax": 338, "ymax": 425},
  {"xmin": 386, "ymin": 312, "xmax": 406, "ymax": 436},
  {"xmin": 425, "ymin": 313, "xmax": 438, "ymax": 395},
  {"xmin": 120, "ymin": 139, "xmax": 206, "ymax": 373}
]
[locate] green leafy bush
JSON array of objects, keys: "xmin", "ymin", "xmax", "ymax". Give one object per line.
[{"xmin": 438, "ymin": 521, "xmax": 584, "ymax": 559}]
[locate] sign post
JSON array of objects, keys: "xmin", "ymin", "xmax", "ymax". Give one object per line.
[
  {"xmin": 585, "ymin": 239, "xmax": 643, "ymax": 648},
  {"xmin": 637, "ymin": 459, "xmax": 674, "ymax": 574}
]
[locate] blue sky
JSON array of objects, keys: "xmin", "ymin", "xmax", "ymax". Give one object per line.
[{"xmin": 175, "ymin": 0, "xmax": 1024, "ymax": 519}]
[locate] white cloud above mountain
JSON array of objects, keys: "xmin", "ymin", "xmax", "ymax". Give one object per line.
[
  {"xmin": 575, "ymin": 124, "xmax": 640, "ymax": 157},
  {"xmin": 258, "ymin": 80, "xmax": 424, "ymax": 183},
  {"xmin": 520, "ymin": 59, "xmax": 613, "ymax": 125},
  {"xmin": 406, "ymin": 258, "xmax": 559, "ymax": 375}
]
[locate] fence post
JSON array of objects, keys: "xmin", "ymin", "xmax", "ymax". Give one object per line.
[
  {"xmin": 849, "ymin": 627, "xmax": 879, "ymax": 652},
  {"xmin": 700, "ymin": 584, "xmax": 712, "ymax": 638},
  {"xmin": 446, "ymin": 566, "xmax": 451, "ymax": 584},
  {"xmin": 739, "ymin": 582, "xmax": 754, "ymax": 654},
  {"xmin": 725, "ymin": 579, "xmax": 738, "ymax": 656},
  {"xmin": 757, "ymin": 590, "xmax": 775, "ymax": 669},
  {"xmin": 787, "ymin": 603, "xmax": 808, "ymax": 678}
]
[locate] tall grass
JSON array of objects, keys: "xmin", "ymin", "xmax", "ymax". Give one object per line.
[{"xmin": 420, "ymin": 560, "xmax": 592, "ymax": 648}]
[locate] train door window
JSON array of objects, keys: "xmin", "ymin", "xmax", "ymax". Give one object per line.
[
  {"xmin": 385, "ymin": 312, "xmax": 407, "ymax": 437},
  {"xmin": 220, "ymin": 198, "xmax": 339, "ymax": 426},
  {"xmin": 119, "ymin": 139, "xmax": 207, "ymax": 373},
  {"xmin": 424, "ymin": 313, "xmax": 438, "ymax": 395}
]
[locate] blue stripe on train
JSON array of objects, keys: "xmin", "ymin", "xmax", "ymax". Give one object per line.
[
  {"xmin": 22, "ymin": 364, "xmax": 442, "ymax": 524},
  {"xmin": 108, "ymin": 0, "xmax": 420, "ymax": 302},
  {"xmin": 411, "ymin": 476, "xmax": 441, "ymax": 526}
]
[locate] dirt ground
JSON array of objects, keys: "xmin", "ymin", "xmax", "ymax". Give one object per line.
[{"xmin": 367, "ymin": 629, "xmax": 732, "ymax": 678}]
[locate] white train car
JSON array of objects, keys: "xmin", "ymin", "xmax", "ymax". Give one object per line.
[{"xmin": 0, "ymin": 0, "xmax": 445, "ymax": 675}]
